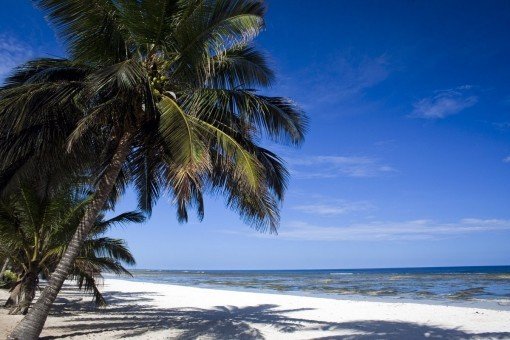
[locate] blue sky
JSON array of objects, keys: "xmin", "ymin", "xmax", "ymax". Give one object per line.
[{"xmin": 1, "ymin": 1, "xmax": 510, "ymax": 269}]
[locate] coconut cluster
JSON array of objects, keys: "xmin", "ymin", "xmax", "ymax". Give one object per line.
[{"xmin": 147, "ymin": 57, "xmax": 171, "ymax": 101}]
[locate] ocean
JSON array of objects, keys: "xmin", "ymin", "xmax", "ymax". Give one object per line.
[{"xmin": 111, "ymin": 266, "xmax": 510, "ymax": 309}]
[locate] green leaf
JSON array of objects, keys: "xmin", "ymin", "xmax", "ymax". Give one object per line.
[{"xmin": 189, "ymin": 116, "xmax": 262, "ymax": 191}]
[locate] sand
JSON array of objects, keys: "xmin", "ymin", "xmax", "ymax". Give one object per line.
[{"xmin": 1, "ymin": 278, "xmax": 510, "ymax": 339}]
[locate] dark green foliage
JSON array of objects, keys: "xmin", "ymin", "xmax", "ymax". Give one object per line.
[
  {"xmin": 0, "ymin": 184, "xmax": 141, "ymax": 311},
  {"xmin": 0, "ymin": 0, "xmax": 307, "ymax": 233},
  {"xmin": 0, "ymin": 270, "xmax": 17, "ymax": 288}
]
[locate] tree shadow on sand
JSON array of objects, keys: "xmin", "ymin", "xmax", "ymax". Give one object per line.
[{"xmin": 40, "ymin": 289, "xmax": 510, "ymax": 339}]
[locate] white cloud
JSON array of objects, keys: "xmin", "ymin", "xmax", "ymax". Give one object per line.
[
  {"xmin": 279, "ymin": 53, "xmax": 391, "ymax": 114},
  {"xmin": 311, "ymin": 55, "xmax": 390, "ymax": 104},
  {"xmin": 503, "ymin": 156, "xmax": 510, "ymax": 163},
  {"xmin": 410, "ymin": 86, "xmax": 478, "ymax": 119},
  {"xmin": 287, "ymin": 155, "xmax": 395, "ymax": 179},
  {"xmin": 277, "ymin": 218, "xmax": 510, "ymax": 241},
  {"xmin": 0, "ymin": 34, "xmax": 33, "ymax": 80},
  {"xmin": 292, "ymin": 200, "xmax": 373, "ymax": 216}
]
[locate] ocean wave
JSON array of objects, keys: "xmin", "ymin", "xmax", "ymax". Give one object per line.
[
  {"xmin": 448, "ymin": 287, "xmax": 487, "ymax": 300},
  {"xmin": 416, "ymin": 291, "xmax": 437, "ymax": 297},
  {"xmin": 329, "ymin": 272, "xmax": 353, "ymax": 275}
]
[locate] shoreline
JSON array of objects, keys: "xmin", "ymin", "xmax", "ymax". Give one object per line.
[
  {"xmin": 112, "ymin": 265, "xmax": 510, "ymax": 313},
  {"xmin": 111, "ymin": 276, "xmax": 510, "ymax": 312},
  {"xmin": 2, "ymin": 278, "xmax": 510, "ymax": 339}
]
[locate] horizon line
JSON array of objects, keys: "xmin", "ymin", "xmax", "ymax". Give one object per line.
[{"xmin": 126, "ymin": 264, "xmax": 510, "ymax": 272}]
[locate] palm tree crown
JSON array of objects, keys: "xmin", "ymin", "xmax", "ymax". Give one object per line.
[{"xmin": 0, "ymin": 0, "xmax": 307, "ymax": 231}]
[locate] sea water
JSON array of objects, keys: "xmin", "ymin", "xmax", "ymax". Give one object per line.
[{"xmin": 108, "ymin": 266, "xmax": 510, "ymax": 309}]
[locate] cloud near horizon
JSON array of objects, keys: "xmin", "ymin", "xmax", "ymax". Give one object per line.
[
  {"xmin": 287, "ymin": 155, "xmax": 395, "ymax": 179},
  {"xmin": 276, "ymin": 218, "xmax": 510, "ymax": 241},
  {"xmin": 292, "ymin": 200, "xmax": 374, "ymax": 216},
  {"xmin": 410, "ymin": 86, "xmax": 478, "ymax": 119}
]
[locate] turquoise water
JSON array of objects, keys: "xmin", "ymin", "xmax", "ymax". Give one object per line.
[{"xmin": 112, "ymin": 266, "xmax": 510, "ymax": 308}]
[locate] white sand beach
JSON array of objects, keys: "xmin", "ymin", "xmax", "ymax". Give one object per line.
[{"xmin": 1, "ymin": 278, "xmax": 510, "ymax": 339}]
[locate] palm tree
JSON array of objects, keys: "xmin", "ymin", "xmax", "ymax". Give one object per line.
[
  {"xmin": 0, "ymin": 184, "xmax": 142, "ymax": 315},
  {"xmin": 0, "ymin": 1, "xmax": 306, "ymax": 338}
]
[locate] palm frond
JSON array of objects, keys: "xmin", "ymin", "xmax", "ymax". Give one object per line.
[
  {"xmin": 205, "ymin": 43, "xmax": 274, "ymax": 88},
  {"xmin": 190, "ymin": 116, "xmax": 262, "ymax": 191},
  {"xmin": 88, "ymin": 59, "xmax": 147, "ymax": 94},
  {"xmin": 158, "ymin": 96, "xmax": 206, "ymax": 166},
  {"xmin": 0, "ymin": 59, "xmax": 91, "ymax": 194},
  {"xmin": 76, "ymin": 256, "xmax": 133, "ymax": 276},
  {"xmin": 93, "ymin": 211, "xmax": 145, "ymax": 235},
  {"xmin": 253, "ymin": 146, "xmax": 289, "ymax": 200},
  {"xmin": 129, "ymin": 133, "xmax": 166, "ymax": 214},
  {"xmin": 35, "ymin": 0, "xmax": 129, "ymax": 63},
  {"xmin": 209, "ymin": 155, "xmax": 280, "ymax": 233},
  {"xmin": 157, "ymin": 96, "xmax": 212, "ymax": 221},
  {"xmin": 2, "ymin": 58, "xmax": 90, "ymax": 88},
  {"xmin": 183, "ymin": 88, "xmax": 307, "ymax": 145},
  {"xmin": 118, "ymin": 0, "xmax": 179, "ymax": 47},
  {"xmin": 73, "ymin": 267, "xmax": 107, "ymax": 306},
  {"xmin": 82, "ymin": 237, "xmax": 135, "ymax": 266},
  {"xmin": 171, "ymin": 0, "xmax": 266, "ymax": 83}
]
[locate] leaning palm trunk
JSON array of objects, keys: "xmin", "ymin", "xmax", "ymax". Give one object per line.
[
  {"xmin": 7, "ymin": 270, "xmax": 39, "ymax": 315},
  {"xmin": 8, "ymin": 131, "xmax": 133, "ymax": 339},
  {"xmin": 4, "ymin": 283, "xmax": 19, "ymax": 308}
]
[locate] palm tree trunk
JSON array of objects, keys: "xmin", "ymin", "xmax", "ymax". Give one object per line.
[
  {"xmin": 9, "ymin": 270, "xmax": 39, "ymax": 315},
  {"xmin": 4, "ymin": 281, "xmax": 21, "ymax": 308},
  {"xmin": 8, "ymin": 130, "xmax": 133, "ymax": 340},
  {"xmin": 0, "ymin": 258, "xmax": 9, "ymax": 278}
]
